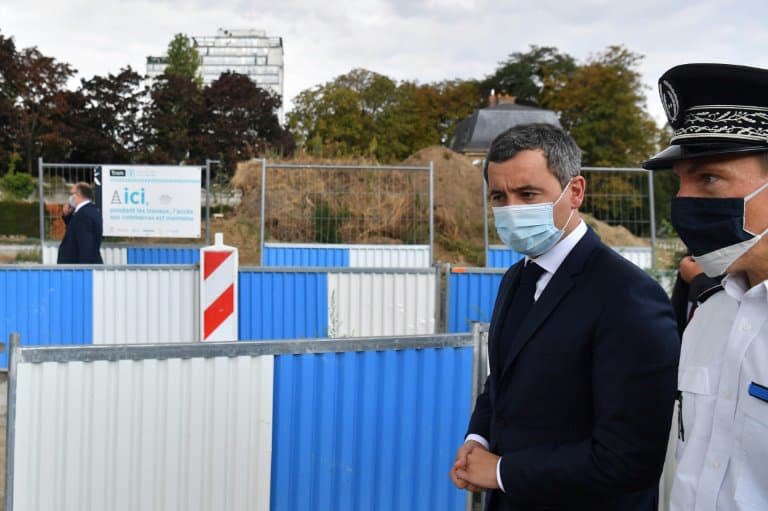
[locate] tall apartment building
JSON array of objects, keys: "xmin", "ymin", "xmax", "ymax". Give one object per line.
[{"xmin": 146, "ymin": 28, "xmax": 284, "ymax": 118}]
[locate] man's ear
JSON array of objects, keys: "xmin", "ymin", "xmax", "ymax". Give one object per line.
[{"xmin": 569, "ymin": 176, "xmax": 586, "ymax": 208}]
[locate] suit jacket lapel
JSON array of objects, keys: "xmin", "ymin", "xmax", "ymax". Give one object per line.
[
  {"xmin": 489, "ymin": 262, "xmax": 523, "ymax": 375},
  {"xmin": 498, "ymin": 228, "xmax": 600, "ymax": 381}
]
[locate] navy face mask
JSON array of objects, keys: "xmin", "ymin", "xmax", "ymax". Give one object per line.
[
  {"xmin": 671, "ymin": 179, "xmax": 768, "ymax": 277},
  {"xmin": 671, "ymin": 197, "xmax": 752, "ymax": 256}
]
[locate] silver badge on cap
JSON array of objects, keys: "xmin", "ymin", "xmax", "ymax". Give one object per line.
[{"xmin": 660, "ymin": 80, "xmax": 679, "ymax": 124}]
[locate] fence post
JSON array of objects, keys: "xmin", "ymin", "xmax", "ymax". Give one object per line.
[
  {"xmin": 467, "ymin": 321, "xmax": 489, "ymax": 511},
  {"xmin": 38, "ymin": 157, "xmax": 45, "ymax": 258},
  {"xmin": 429, "ymin": 160, "xmax": 435, "ymax": 266},
  {"xmin": 483, "ymin": 172, "xmax": 489, "ymax": 267},
  {"xmin": 205, "ymin": 160, "xmax": 211, "ymax": 245},
  {"xmin": 434, "ymin": 264, "xmax": 442, "ymax": 334},
  {"xmin": 647, "ymin": 170, "xmax": 657, "ymax": 270},
  {"xmin": 467, "ymin": 321, "xmax": 481, "ymax": 511},
  {"xmin": 444, "ymin": 263, "xmax": 452, "ymax": 334},
  {"xmin": 259, "ymin": 158, "xmax": 267, "ymax": 266},
  {"xmin": 470, "ymin": 322, "xmax": 482, "ymax": 406},
  {"xmin": 5, "ymin": 332, "xmax": 20, "ymax": 511}
]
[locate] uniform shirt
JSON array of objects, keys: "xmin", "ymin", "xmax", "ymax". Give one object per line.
[
  {"xmin": 466, "ymin": 220, "xmax": 587, "ymax": 491},
  {"xmin": 670, "ymin": 271, "xmax": 768, "ymax": 510}
]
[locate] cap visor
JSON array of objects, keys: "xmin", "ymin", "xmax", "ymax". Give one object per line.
[{"xmin": 643, "ymin": 143, "xmax": 768, "ymax": 170}]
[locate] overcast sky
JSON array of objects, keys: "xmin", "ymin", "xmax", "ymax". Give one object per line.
[{"xmin": 2, "ymin": 0, "xmax": 767, "ymax": 125}]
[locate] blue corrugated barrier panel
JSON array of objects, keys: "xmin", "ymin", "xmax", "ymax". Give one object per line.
[
  {"xmin": 263, "ymin": 246, "xmax": 350, "ymax": 267},
  {"xmin": 448, "ymin": 270, "xmax": 504, "ymax": 333},
  {"xmin": 0, "ymin": 268, "xmax": 93, "ymax": 367},
  {"xmin": 272, "ymin": 347, "xmax": 473, "ymax": 511},
  {"xmin": 487, "ymin": 246, "xmax": 525, "ymax": 268},
  {"xmin": 238, "ymin": 271, "xmax": 328, "ymax": 339},
  {"xmin": 127, "ymin": 247, "xmax": 200, "ymax": 264}
]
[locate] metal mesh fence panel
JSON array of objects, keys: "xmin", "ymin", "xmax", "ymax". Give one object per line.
[
  {"xmin": 261, "ymin": 162, "xmax": 433, "ymax": 247},
  {"xmin": 580, "ymin": 168, "xmax": 652, "ymax": 238},
  {"xmin": 39, "ymin": 161, "xmax": 99, "ymax": 244}
]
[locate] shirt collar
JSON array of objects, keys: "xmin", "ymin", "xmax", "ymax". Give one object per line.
[
  {"xmin": 526, "ymin": 220, "xmax": 587, "ymax": 274},
  {"xmin": 74, "ymin": 200, "xmax": 90, "ymax": 213},
  {"xmin": 722, "ymin": 272, "xmax": 768, "ymax": 303}
]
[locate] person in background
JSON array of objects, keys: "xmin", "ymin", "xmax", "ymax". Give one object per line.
[
  {"xmin": 669, "ymin": 254, "xmax": 722, "ymax": 337},
  {"xmin": 643, "ymin": 63, "xmax": 768, "ymax": 510},
  {"xmin": 449, "ymin": 123, "xmax": 680, "ymax": 510},
  {"xmin": 57, "ymin": 182, "xmax": 103, "ymax": 264}
]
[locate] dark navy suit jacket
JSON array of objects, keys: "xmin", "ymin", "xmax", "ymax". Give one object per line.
[
  {"xmin": 467, "ymin": 227, "xmax": 679, "ymax": 511},
  {"xmin": 57, "ymin": 202, "xmax": 103, "ymax": 264}
]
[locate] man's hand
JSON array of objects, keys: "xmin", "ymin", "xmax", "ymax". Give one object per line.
[
  {"xmin": 63, "ymin": 203, "xmax": 73, "ymax": 216},
  {"xmin": 679, "ymin": 255, "xmax": 704, "ymax": 284},
  {"xmin": 450, "ymin": 440, "xmax": 486, "ymax": 492},
  {"xmin": 454, "ymin": 446, "xmax": 501, "ymax": 491}
]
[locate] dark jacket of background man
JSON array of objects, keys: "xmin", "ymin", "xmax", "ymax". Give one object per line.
[{"xmin": 57, "ymin": 184, "xmax": 103, "ymax": 264}]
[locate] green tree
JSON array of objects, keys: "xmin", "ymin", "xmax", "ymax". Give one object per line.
[
  {"xmin": 143, "ymin": 73, "xmax": 204, "ymax": 163},
  {"xmin": 55, "ymin": 67, "xmax": 146, "ymax": 163},
  {"xmin": 379, "ymin": 79, "xmax": 483, "ymax": 159},
  {"xmin": 652, "ymin": 123, "xmax": 678, "ymax": 236},
  {"xmin": 0, "ymin": 33, "xmax": 74, "ymax": 173},
  {"xmin": 0, "ymin": 32, "xmax": 20, "ymax": 175},
  {"xmin": 165, "ymin": 33, "xmax": 202, "ymax": 86},
  {"xmin": 289, "ymin": 69, "xmax": 397, "ymax": 158},
  {"xmin": 537, "ymin": 46, "xmax": 663, "ymax": 235},
  {"xmin": 542, "ymin": 46, "xmax": 661, "ymax": 167},
  {"xmin": 482, "ymin": 46, "xmax": 576, "ymax": 106},
  {"xmin": 288, "ymin": 69, "xmax": 482, "ymax": 161},
  {"xmin": 194, "ymin": 72, "xmax": 292, "ymax": 173}
]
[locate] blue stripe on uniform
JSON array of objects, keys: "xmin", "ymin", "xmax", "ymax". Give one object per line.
[{"xmin": 749, "ymin": 382, "xmax": 768, "ymax": 403}]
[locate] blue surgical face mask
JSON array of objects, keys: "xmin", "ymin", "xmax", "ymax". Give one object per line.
[
  {"xmin": 671, "ymin": 178, "xmax": 768, "ymax": 277},
  {"xmin": 492, "ymin": 181, "xmax": 575, "ymax": 257}
]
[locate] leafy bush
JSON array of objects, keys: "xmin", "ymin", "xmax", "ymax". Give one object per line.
[
  {"xmin": 0, "ymin": 201, "xmax": 39, "ymax": 236},
  {"xmin": 1, "ymin": 172, "xmax": 36, "ymax": 200},
  {"xmin": 313, "ymin": 200, "xmax": 348, "ymax": 243}
]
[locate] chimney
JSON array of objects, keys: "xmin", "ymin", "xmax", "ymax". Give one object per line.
[
  {"xmin": 488, "ymin": 88, "xmax": 497, "ymax": 107},
  {"xmin": 497, "ymin": 94, "xmax": 517, "ymax": 104}
]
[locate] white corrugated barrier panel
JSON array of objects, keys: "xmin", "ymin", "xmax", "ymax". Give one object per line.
[
  {"xmin": 348, "ymin": 244, "xmax": 430, "ymax": 268},
  {"xmin": 42, "ymin": 242, "xmax": 58, "ymax": 264},
  {"xmin": 102, "ymin": 245, "xmax": 128, "ymax": 265},
  {"xmin": 93, "ymin": 267, "xmax": 199, "ymax": 343},
  {"xmin": 612, "ymin": 246, "xmax": 653, "ymax": 270},
  {"xmin": 327, "ymin": 270, "xmax": 436, "ymax": 337},
  {"xmin": 12, "ymin": 354, "xmax": 274, "ymax": 511},
  {"xmin": 43, "ymin": 241, "xmax": 127, "ymax": 265}
]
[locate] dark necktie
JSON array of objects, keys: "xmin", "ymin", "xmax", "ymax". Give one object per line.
[{"xmin": 493, "ymin": 262, "xmax": 546, "ymax": 374}]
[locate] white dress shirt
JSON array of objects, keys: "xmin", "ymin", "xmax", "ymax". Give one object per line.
[
  {"xmin": 466, "ymin": 220, "xmax": 587, "ymax": 491},
  {"xmin": 670, "ymin": 272, "xmax": 768, "ymax": 510},
  {"xmin": 74, "ymin": 199, "xmax": 91, "ymax": 213}
]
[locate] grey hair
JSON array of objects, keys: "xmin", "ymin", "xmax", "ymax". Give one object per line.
[{"xmin": 484, "ymin": 123, "xmax": 582, "ymax": 187}]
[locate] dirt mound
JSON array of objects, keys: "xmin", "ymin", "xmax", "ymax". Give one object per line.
[
  {"xmin": 582, "ymin": 214, "xmax": 647, "ymax": 247},
  {"xmin": 402, "ymin": 146, "xmax": 486, "ymax": 264}
]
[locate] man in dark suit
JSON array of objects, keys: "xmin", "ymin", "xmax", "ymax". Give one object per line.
[
  {"xmin": 450, "ymin": 124, "xmax": 680, "ymax": 510},
  {"xmin": 57, "ymin": 182, "xmax": 103, "ymax": 264}
]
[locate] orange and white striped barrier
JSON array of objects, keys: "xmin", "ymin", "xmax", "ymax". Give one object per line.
[{"xmin": 200, "ymin": 233, "xmax": 238, "ymax": 341}]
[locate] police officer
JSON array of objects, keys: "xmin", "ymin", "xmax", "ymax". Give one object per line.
[{"xmin": 643, "ymin": 63, "xmax": 768, "ymax": 510}]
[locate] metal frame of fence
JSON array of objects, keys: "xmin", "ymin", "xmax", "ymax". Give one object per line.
[
  {"xmin": 259, "ymin": 160, "xmax": 435, "ymax": 266},
  {"xmin": 37, "ymin": 158, "xmax": 214, "ymax": 255},
  {"xmin": 483, "ymin": 166, "xmax": 657, "ymax": 269},
  {"xmin": 4, "ymin": 328, "xmax": 488, "ymax": 511}
]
